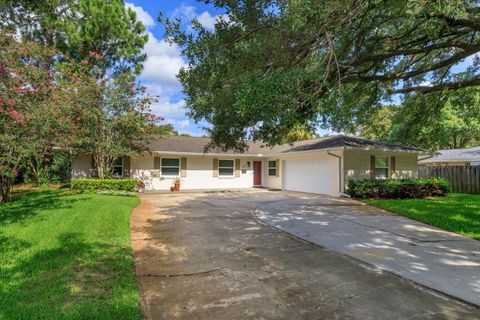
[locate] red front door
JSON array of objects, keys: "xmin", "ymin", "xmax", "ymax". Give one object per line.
[{"xmin": 253, "ymin": 161, "xmax": 262, "ymax": 186}]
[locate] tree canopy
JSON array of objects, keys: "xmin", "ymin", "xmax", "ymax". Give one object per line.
[
  {"xmin": 1, "ymin": 0, "xmax": 148, "ymax": 77},
  {"xmin": 357, "ymin": 88, "xmax": 480, "ymax": 150},
  {"xmin": 161, "ymin": 0, "xmax": 480, "ymax": 150}
]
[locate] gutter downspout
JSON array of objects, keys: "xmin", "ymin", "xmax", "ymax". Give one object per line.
[{"xmin": 327, "ymin": 151, "xmax": 344, "ymax": 195}]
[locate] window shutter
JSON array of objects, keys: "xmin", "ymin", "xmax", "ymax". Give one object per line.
[
  {"xmin": 370, "ymin": 155, "xmax": 375, "ymax": 179},
  {"xmin": 180, "ymin": 157, "xmax": 187, "ymax": 177},
  {"xmin": 235, "ymin": 159, "xmax": 241, "ymax": 177},
  {"xmin": 275, "ymin": 159, "xmax": 280, "ymax": 177},
  {"xmin": 390, "ymin": 156, "xmax": 396, "ymax": 178},
  {"xmin": 123, "ymin": 156, "xmax": 131, "ymax": 177},
  {"xmin": 154, "ymin": 156, "xmax": 161, "ymax": 170},
  {"xmin": 213, "ymin": 158, "xmax": 219, "ymax": 177}
]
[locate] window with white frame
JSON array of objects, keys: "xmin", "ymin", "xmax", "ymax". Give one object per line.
[
  {"xmin": 218, "ymin": 159, "xmax": 234, "ymax": 176},
  {"xmin": 268, "ymin": 160, "xmax": 276, "ymax": 176},
  {"xmin": 112, "ymin": 157, "xmax": 123, "ymax": 177},
  {"xmin": 161, "ymin": 158, "xmax": 180, "ymax": 176},
  {"xmin": 374, "ymin": 157, "xmax": 389, "ymax": 179}
]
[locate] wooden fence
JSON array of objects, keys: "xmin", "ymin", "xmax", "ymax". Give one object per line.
[{"xmin": 418, "ymin": 166, "xmax": 480, "ymax": 194}]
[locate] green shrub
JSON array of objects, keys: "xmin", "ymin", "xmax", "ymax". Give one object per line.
[
  {"xmin": 347, "ymin": 178, "xmax": 450, "ymax": 199},
  {"xmin": 71, "ymin": 178, "xmax": 137, "ymax": 192}
]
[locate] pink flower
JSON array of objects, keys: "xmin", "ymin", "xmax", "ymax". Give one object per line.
[{"xmin": 6, "ymin": 108, "xmax": 24, "ymax": 124}]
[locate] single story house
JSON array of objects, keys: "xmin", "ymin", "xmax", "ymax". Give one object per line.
[
  {"xmin": 419, "ymin": 146, "xmax": 480, "ymax": 167},
  {"xmin": 72, "ymin": 135, "xmax": 425, "ymax": 196}
]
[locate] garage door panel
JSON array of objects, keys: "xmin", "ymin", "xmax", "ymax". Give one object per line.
[{"xmin": 283, "ymin": 155, "xmax": 338, "ymax": 195}]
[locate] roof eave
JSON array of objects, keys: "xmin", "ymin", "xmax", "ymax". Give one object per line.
[
  {"xmin": 344, "ymin": 146, "xmax": 429, "ymax": 155},
  {"xmin": 419, "ymin": 159, "xmax": 473, "ymax": 163},
  {"xmin": 144, "ymin": 150, "xmax": 263, "ymax": 157},
  {"xmin": 263, "ymin": 146, "xmax": 345, "ymax": 157},
  {"xmin": 144, "ymin": 145, "xmax": 428, "ymax": 157}
]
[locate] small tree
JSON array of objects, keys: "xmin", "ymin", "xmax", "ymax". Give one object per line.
[{"xmin": 74, "ymin": 72, "xmax": 159, "ymax": 178}]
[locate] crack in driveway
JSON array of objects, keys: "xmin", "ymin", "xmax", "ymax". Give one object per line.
[{"xmin": 137, "ymin": 268, "xmax": 223, "ymax": 278}]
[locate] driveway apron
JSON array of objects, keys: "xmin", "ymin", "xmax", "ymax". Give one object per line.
[{"xmin": 131, "ymin": 191, "xmax": 480, "ymax": 319}]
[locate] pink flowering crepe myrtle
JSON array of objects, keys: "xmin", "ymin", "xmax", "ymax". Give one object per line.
[
  {"xmin": 145, "ymin": 113, "xmax": 164, "ymax": 125},
  {"xmin": 0, "ymin": 98, "xmax": 24, "ymax": 124}
]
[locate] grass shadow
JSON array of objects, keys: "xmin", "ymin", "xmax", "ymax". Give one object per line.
[
  {"xmin": 0, "ymin": 231, "xmax": 142, "ymax": 320},
  {"xmin": 0, "ymin": 189, "xmax": 86, "ymax": 225}
]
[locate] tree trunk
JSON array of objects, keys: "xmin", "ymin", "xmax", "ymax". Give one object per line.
[
  {"xmin": 29, "ymin": 157, "xmax": 42, "ymax": 184},
  {"xmin": 93, "ymin": 154, "xmax": 114, "ymax": 179},
  {"xmin": 0, "ymin": 176, "xmax": 13, "ymax": 203}
]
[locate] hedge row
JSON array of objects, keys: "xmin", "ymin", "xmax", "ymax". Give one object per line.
[
  {"xmin": 71, "ymin": 178, "xmax": 137, "ymax": 192},
  {"xmin": 347, "ymin": 178, "xmax": 450, "ymax": 199}
]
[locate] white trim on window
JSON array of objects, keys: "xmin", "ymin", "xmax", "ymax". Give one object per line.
[
  {"xmin": 218, "ymin": 159, "xmax": 235, "ymax": 177},
  {"xmin": 268, "ymin": 160, "xmax": 277, "ymax": 176},
  {"xmin": 161, "ymin": 157, "xmax": 180, "ymax": 178}
]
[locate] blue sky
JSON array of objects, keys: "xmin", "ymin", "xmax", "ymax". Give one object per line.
[{"xmin": 125, "ymin": 1, "xmax": 224, "ymax": 136}]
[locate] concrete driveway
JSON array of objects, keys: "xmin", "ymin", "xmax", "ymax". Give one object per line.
[
  {"xmin": 255, "ymin": 192, "xmax": 480, "ymax": 307},
  {"xmin": 131, "ymin": 190, "xmax": 480, "ymax": 319}
]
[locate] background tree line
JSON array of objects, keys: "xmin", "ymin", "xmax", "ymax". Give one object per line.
[{"xmin": 356, "ymin": 88, "xmax": 480, "ymax": 150}]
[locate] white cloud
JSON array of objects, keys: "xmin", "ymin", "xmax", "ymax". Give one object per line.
[
  {"xmin": 171, "ymin": 4, "xmax": 226, "ymax": 30},
  {"xmin": 125, "ymin": 2, "xmax": 155, "ymax": 28},
  {"xmin": 141, "ymin": 32, "xmax": 187, "ymax": 88},
  {"xmin": 166, "ymin": 118, "xmax": 190, "ymax": 128},
  {"xmin": 125, "ymin": 3, "xmax": 216, "ymax": 136},
  {"xmin": 196, "ymin": 11, "xmax": 217, "ymax": 29},
  {"xmin": 172, "ymin": 5, "xmax": 197, "ymax": 21},
  {"xmin": 149, "ymin": 94, "xmax": 187, "ymax": 119}
]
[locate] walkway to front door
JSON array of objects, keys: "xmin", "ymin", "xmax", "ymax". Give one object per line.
[{"xmin": 253, "ymin": 161, "xmax": 262, "ymax": 185}]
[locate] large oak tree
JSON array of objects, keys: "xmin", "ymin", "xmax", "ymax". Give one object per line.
[{"xmin": 161, "ymin": 0, "xmax": 480, "ymax": 150}]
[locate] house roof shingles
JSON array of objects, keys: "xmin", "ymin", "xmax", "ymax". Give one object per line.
[
  {"xmin": 145, "ymin": 135, "xmax": 424, "ymax": 155},
  {"xmin": 419, "ymin": 146, "xmax": 480, "ymax": 163}
]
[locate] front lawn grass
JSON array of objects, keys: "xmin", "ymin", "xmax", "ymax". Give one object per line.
[
  {"xmin": 0, "ymin": 188, "xmax": 142, "ymax": 319},
  {"xmin": 365, "ymin": 193, "xmax": 480, "ymax": 240}
]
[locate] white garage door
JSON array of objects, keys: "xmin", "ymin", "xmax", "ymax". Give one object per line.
[{"xmin": 283, "ymin": 154, "xmax": 339, "ymax": 196}]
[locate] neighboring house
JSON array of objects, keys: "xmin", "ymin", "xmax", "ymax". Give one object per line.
[
  {"xmin": 419, "ymin": 146, "xmax": 480, "ymax": 167},
  {"xmin": 72, "ymin": 135, "xmax": 425, "ymax": 196}
]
